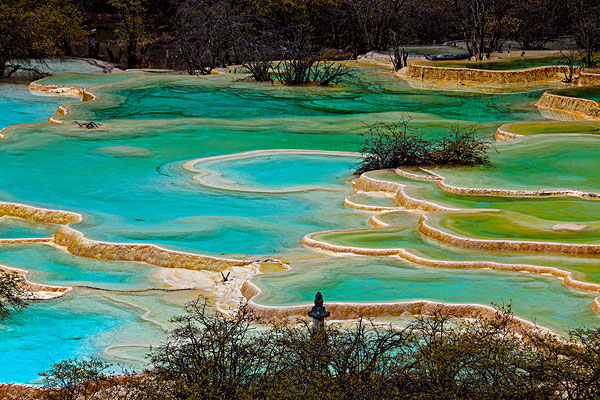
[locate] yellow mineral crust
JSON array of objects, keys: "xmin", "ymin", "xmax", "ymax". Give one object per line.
[
  {"xmin": 343, "ymin": 195, "xmax": 401, "ymax": 212},
  {"xmin": 240, "ymin": 281, "xmax": 541, "ymax": 332},
  {"xmin": 394, "ymin": 187, "xmax": 454, "ymax": 212},
  {"xmin": 352, "ymin": 174, "xmax": 404, "ymax": 194},
  {"xmin": 53, "ymin": 226, "xmax": 252, "ymax": 272},
  {"xmin": 419, "ymin": 213, "xmax": 600, "ymax": 255},
  {"xmin": 7, "ymin": 73, "xmax": 600, "ymax": 332},
  {"xmin": 576, "ymin": 71, "xmax": 600, "ymax": 86},
  {"xmin": 0, "ymin": 201, "xmax": 81, "ymax": 224},
  {"xmin": 536, "ymin": 92, "xmax": 600, "ymax": 120},
  {"xmin": 494, "ymin": 127, "xmax": 523, "ymax": 141},
  {"xmin": 402, "ymin": 64, "xmax": 564, "ymax": 84}
]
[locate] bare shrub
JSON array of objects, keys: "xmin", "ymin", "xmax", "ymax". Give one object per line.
[
  {"xmin": 39, "ymin": 357, "xmax": 110, "ymax": 400},
  {"xmin": 559, "ymin": 50, "xmax": 581, "ymax": 83},
  {"xmin": 0, "ymin": 271, "xmax": 30, "ymax": 318},
  {"xmin": 355, "ymin": 118, "xmax": 495, "ymax": 173}
]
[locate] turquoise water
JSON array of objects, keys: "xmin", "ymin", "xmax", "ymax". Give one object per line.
[
  {"xmin": 0, "ymin": 289, "xmax": 169, "ymax": 383},
  {"xmin": 1, "ymin": 65, "xmax": 600, "ymax": 383},
  {"xmin": 0, "ymin": 244, "xmax": 157, "ymax": 290},
  {"xmin": 0, "ymin": 84, "xmax": 71, "ymax": 129},
  {"xmin": 0, "ymin": 217, "xmax": 57, "ymax": 238},
  {"xmin": 253, "ymin": 257, "xmax": 600, "ymax": 333},
  {"xmin": 197, "ymin": 153, "xmax": 359, "ymax": 191}
]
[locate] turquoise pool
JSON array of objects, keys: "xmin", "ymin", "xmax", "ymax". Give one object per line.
[{"xmin": 1, "ymin": 64, "xmax": 599, "ymax": 383}]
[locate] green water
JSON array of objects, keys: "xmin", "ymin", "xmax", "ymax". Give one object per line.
[
  {"xmin": 431, "ymin": 211, "xmax": 600, "ymax": 244},
  {"xmin": 551, "ymin": 86, "xmax": 600, "ymax": 103},
  {"xmin": 431, "ymin": 135, "xmax": 600, "ymax": 193},
  {"xmin": 502, "ymin": 121, "xmax": 600, "ymax": 136},
  {"xmin": 2, "ymin": 64, "xmax": 600, "ymax": 383},
  {"xmin": 253, "ymin": 257, "xmax": 600, "ymax": 334}
]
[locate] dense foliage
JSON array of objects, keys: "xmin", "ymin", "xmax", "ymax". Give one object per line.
[
  {"xmin": 0, "ymin": 0, "xmax": 84, "ymax": 78},
  {"xmin": 36, "ymin": 299, "xmax": 600, "ymax": 400},
  {"xmin": 2, "ymin": 0, "xmax": 599, "ymax": 74},
  {"xmin": 355, "ymin": 119, "xmax": 495, "ymax": 174}
]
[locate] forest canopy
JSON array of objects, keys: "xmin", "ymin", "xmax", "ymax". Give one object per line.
[{"xmin": 1, "ymin": 0, "xmax": 598, "ymax": 75}]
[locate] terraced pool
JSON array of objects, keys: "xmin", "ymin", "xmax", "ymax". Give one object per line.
[{"xmin": 2, "ymin": 63, "xmax": 600, "ymax": 383}]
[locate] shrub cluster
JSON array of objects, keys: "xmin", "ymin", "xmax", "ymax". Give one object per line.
[
  {"xmin": 244, "ymin": 55, "xmax": 354, "ymax": 86},
  {"xmin": 36, "ymin": 299, "xmax": 600, "ymax": 400},
  {"xmin": 355, "ymin": 119, "xmax": 496, "ymax": 174}
]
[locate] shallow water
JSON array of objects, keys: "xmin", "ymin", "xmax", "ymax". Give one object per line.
[
  {"xmin": 551, "ymin": 86, "xmax": 600, "ymax": 103},
  {"xmin": 431, "ymin": 135, "xmax": 600, "ymax": 193},
  {"xmin": 0, "ymin": 84, "xmax": 72, "ymax": 129},
  {"xmin": 1, "ymin": 65, "xmax": 600, "ymax": 383},
  {"xmin": 253, "ymin": 256, "xmax": 600, "ymax": 333}
]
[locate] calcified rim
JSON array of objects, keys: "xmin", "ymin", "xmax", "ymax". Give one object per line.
[
  {"xmin": 303, "ymin": 222, "xmax": 600, "ymax": 316},
  {"xmin": 419, "ymin": 212, "xmax": 600, "ymax": 255},
  {"xmin": 495, "ymin": 122, "xmax": 600, "ymax": 142},
  {"xmin": 306, "ymin": 158, "xmax": 600, "ymax": 315},
  {"xmin": 0, "ymin": 78, "xmax": 266, "ymax": 298},
  {"xmin": 535, "ymin": 91, "xmax": 600, "ymax": 121},
  {"xmin": 240, "ymin": 280, "xmax": 546, "ymax": 333},
  {"xmin": 401, "ymin": 63, "xmax": 567, "ymax": 85},
  {"xmin": 0, "ymin": 69, "xmax": 591, "ymax": 339},
  {"xmin": 182, "ymin": 149, "xmax": 360, "ymax": 194},
  {"xmin": 0, "ymin": 261, "xmax": 70, "ymax": 297},
  {"xmin": 343, "ymin": 192, "xmax": 403, "ymax": 212},
  {"xmin": 364, "ymin": 162, "xmax": 600, "ymax": 199}
]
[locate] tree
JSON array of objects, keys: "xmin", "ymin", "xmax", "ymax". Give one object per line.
[
  {"xmin": 0, "ymin": 0, "xmax": 84, "ymax": 79},
  {"xmin": 572, "ymin": 0, "xmax": 600, "ymax": 68},
  {"xmin": 559, "ymin": 50, "xmax": 581, "ymax": 83},
  {"xmin": 173, "ymin": 0, "xmax": 248, "ymax": 75},
  {"xmin": 0, "ymin": 271, "xmax": 30, "ymax": 318},
  {"xmin": 452, "ymin": 0, "xmax": 514, "ymax": 60},
  {"xmin": 511, "ymin": 0, "xmax": 569, "ymax": 50},
  {"xmin": 150, "ymin": 299, "xmax": 264, "ymax": 400},
  {"xmin": 39, "ymin": 357, "xmax": 111, "ymax": 400},
  {"xmin": 341, "ymin": 0, "xmax": 406, "ymax": 54},
  {"xmin": 108, "ymin": 0, "xmax": 146, "ymax": 69}
]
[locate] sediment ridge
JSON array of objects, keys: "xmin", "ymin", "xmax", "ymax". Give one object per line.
[
  {"xmin": 53, "ymin": 226, "xmax": 252, "ymax": 272},
  {"xmin": 419, "ymin": 213, "xmax": 600, "ymax": 255},
  {"xmin": 240, "ymin": 281, "xmax": 543, "ymax": 332},
  {"xmin": 402, "ymin": 64, "xmax": 564, "ymax": 84},
  {"xmin": 0, "ymin": 201, "xmax": 81, "ymax": 224},
  {"xmin": 183, "ymin": 149, "xmax": 360, "ymax": 194},
  {"xmin": 302, "ymin": 226, "xmax": 600, "ymax": 315},
  {"xmin": 0, "ymin": 263, "xmax": 71, "ymax": 298},
  {"xmin": 535, "ymin": 92, "xmax": 600, "ymax": 120}
]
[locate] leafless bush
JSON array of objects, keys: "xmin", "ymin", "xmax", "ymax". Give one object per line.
[
  {"xmin": 356, "ymin": 118, "xmax": 495, "ymax": 173},
  {"xmin": 559, "ymin": 50, "xmax": 581, "ymax": 83},
  {"xmin": 312, "ymin": 61, "xmax": 354, "ymax": 85},
  {"xmin": 0, "ymin": 271, "xmax": 30, "ymax": 318},
  {"xmin": 39, "ymin": 357, "xmax": 110, "ymax": 400}
]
